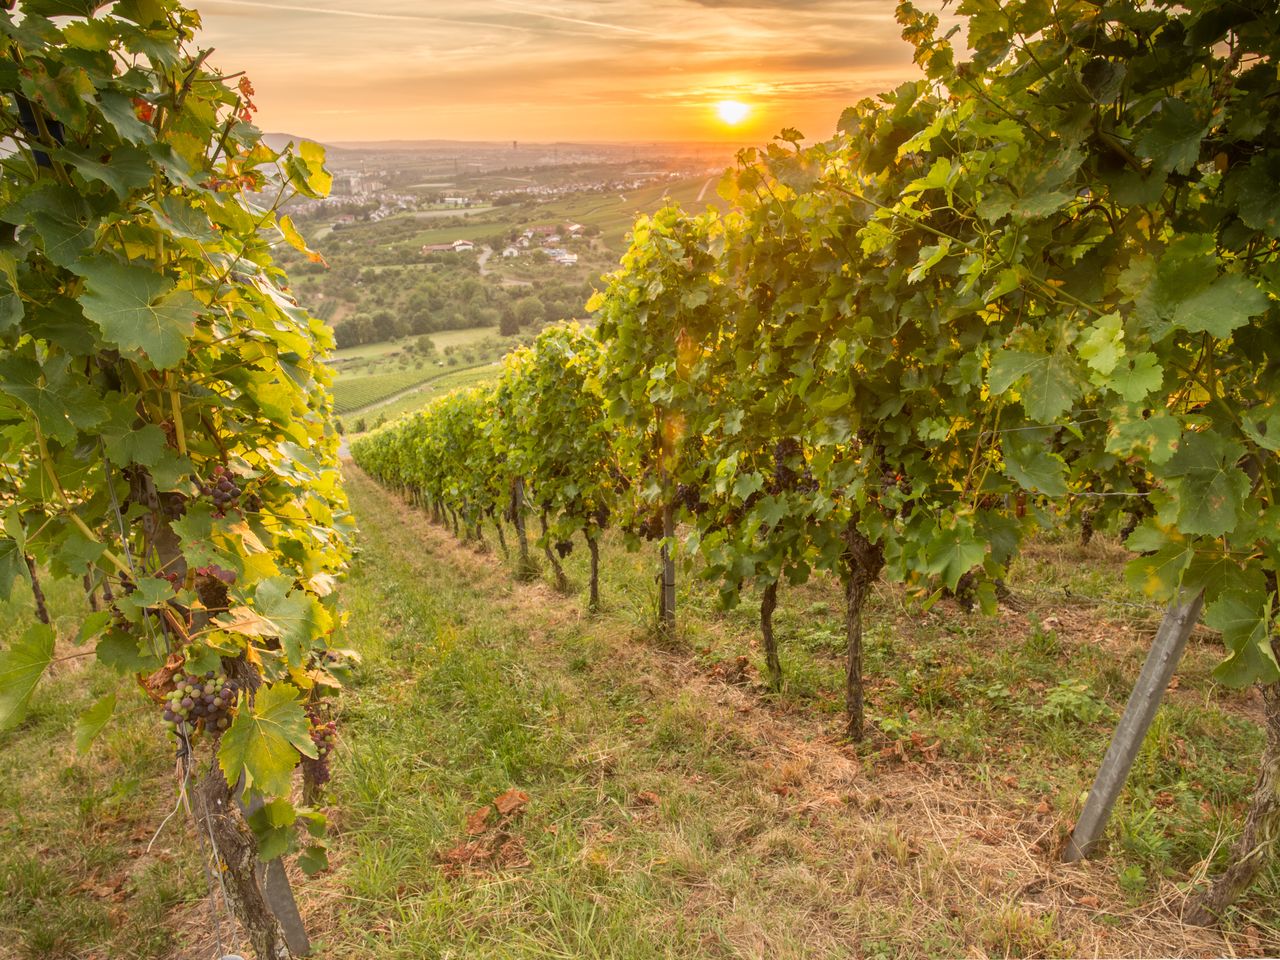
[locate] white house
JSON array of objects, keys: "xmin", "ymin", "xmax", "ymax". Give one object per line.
[
  {"xmin": 501, "ymin": 246, "xmax": 520, "ymax": 258},
  {"xmin": 452, "ymin": 239, "xmax": 475, "ymax": 252}
]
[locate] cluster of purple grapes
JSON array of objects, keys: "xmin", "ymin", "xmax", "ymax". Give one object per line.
[
  {"xmin": 197, "ymin": 465, "xmax": 241, "ymax": 518},
  {"xmin": 769, "ymin": 438, "xmax": 818, "ymax": 495},
  {"xmin": 306, "ymin": 718, "xmax": 338, "ymax": 789},
  {"xmin": 674, "ymin": 482, "xmax": 706, "ymax": 515},
  {"xmin": 162, "ymin": 670, "xmax": 239, "ymax": 739},
  {"xmin": 555, "ymin": 539, "xmax": 573, "ymax": 558},
  {"xmin": 636, "ymin": 511, "xmax": 664, "ymax": 541}
]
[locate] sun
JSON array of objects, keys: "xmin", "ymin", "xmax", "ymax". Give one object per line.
[{"xmin": 716, "ymin": 99, "xmax": 750, "ymax": 126}]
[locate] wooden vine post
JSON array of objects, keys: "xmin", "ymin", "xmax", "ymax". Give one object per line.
[
  {"xmin": 1064, "ymin": 591, "xmax": 1205, "ymax": 862},
  {"xmin": 659, "ymin": 496, "xmax": 676, "ymax": 639}
]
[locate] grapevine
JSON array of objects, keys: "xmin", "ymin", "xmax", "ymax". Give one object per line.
[
  {"xmin": 0, "ymin": 3, "xmax": 353, "ymax": 957},
  {"xmin": 353, "ymin": 0, "xmax": 1280, "ymax": 922}
]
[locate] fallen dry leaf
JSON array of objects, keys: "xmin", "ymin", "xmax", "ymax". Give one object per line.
[
  {"xmin": 493, "ymin": 788, "xmax": 529, "ymax": 817},
  {"xmin": 465, "ymin": 805, "xmax": 492, "ymax": 836},
  {"xmin": 634, "ymin": 791, "xmax": 660, "ymax": 807}
]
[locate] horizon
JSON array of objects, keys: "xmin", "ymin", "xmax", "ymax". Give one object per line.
[{"xmin": 195, "ymin": 0, "xmax": 954, "ymax": 144}]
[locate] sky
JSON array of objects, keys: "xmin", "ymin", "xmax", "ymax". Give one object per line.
[{"xmin": 193, "ymin": 0, "xmax": 952, "ymax": 144}]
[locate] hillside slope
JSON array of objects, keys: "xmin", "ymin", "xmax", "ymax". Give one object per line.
[{"xmin": 301, "ymin": 469, "xmax": 1267, "ymax": 958}]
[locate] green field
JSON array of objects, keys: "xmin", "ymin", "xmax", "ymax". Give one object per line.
[
  {"xmin": 332, "ymin": 366, "xmax": 444, "ymax": 414},
  {"xmin": 346, "ymin": 361, "xmax": 502, "ymax": 428},
  {"xmin": 338, "ymin": 175, "xmax": 721, "ymax": 255},
  {"xmin": 520, "ymin": 176, "xmax": 721, "ymax": 247},
  {"xmin": 332, "ymin": 326, "xmax": 500, "ymax": 368}
]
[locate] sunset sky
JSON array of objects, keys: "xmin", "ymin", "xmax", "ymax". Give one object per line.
[{"xmin": 194, "ymin": 0, "xmax": 952, "ymax": 144}]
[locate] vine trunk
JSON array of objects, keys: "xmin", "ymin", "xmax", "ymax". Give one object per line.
[
  {"xmin": 842, "ymin": 525, "xmax": 883, "ymax": 741},
  {"xmin": 761, "ymin": 581, "xmax": 780, "ymax": 691},
  {"xmin": 586, "ymin": 532, "xmax": 600, "ymax": 613},
  {"xmin": 25, "ymin": 555, "xmax": 49, "ymax": 625},
  {"xmin": 1187, "ymin": 642, "xmax": 1280, "ymax": 923},
  {"xmin": 539, "ymin": 511, "xmax": 568, "ymax": 592}
]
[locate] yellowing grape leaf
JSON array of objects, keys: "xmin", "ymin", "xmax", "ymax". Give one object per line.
[{"xmin": 218, "ymin": 682, "xmax": 315, "ymax": 798}]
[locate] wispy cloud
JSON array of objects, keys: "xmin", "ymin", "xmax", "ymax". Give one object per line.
[
  {"xmin": 201, "ymin": 0, "xmax": 536, "ymax": 32},
  {"xmin": 489, "ymin": 0, "xmax": 657, "ymax": 37}
]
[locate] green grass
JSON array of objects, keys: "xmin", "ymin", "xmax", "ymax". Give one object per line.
[
  {"xmin": 0, "ymin": 577, "xmax": 206, "ymax": 960},
  {"xmin": 5, "ymin": 469, "xmax": 1277, "ymax": 957},
  {"xmin": 333, "ymin": 326, "xmax": 499, "ymax": 367},
  {"xmin": 427, "ymin": 325, "xmax": 501, "ymax": 350},
  {"xmin": 405, "ymin": 176, "xmax": 719, "ymax": 251},
  {"xmin": 525, "ymin": 176, "xmax": 722, "ymax": 247},
  {"xmin": 330, "ymin": 326, "xmax": 508, "ymax": 415},
  {"xmin": 313, "ymin": 472, "xmax": 1278, "ymax": 958}
]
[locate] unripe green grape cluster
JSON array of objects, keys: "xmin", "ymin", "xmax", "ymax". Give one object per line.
[{"xmin": 162, "ymin": 670, "xmax": 239, "ymax": 739}]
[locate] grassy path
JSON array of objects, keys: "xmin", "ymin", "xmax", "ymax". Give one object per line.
[
  {"xmin": 0, "ymin": 466, "xmax": 1270, "ymax": 958},
  {"xmin": 303, "ymin": 469, "xmax": 1253, "ymax": 959}
]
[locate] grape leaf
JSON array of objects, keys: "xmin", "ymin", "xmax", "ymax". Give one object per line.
[
  {"xmin": 16, "ymin": 182, "xmax": 97, "ymax": 269},
  {"xmin": 96, "ymin": 90, "xmax": 155, "ymax": 144},
  {"xmin": 74, "ymin": 692, "xmax": 116, "ymax": 753},
  {"xmin": 253, "ymin": 576, "xmax": 329, "ymax": 668},
  {"xmin": 1106, "ymin": 407, "xmax": 1180, "ymax": 464},
  {"xmin": 101, "ymin": 394, "xmax": 168, "ymax": 467},
  {"xmin": 246, "ymin": 797, "xmax": 297, "ymax": 860},
  {"xmin": 1171, "ymin": 274, "xmax": 1268, "ymax": 339},
  {"xmin": 987, "ymin": 348, "xmax": 1081, "ymax": 423},
  {"xmin": 0, "ymin": 352, "xmax": 106, "ymax": 444},
  {"xmin": 1104, "ymin": 354, "xmax": 1164, "ymax": 403},
  {"xmin": 73, "ymin": 258, "xmax": 199, "ymax": 369},
  {"xmin": 0, "ymin": 537, "xmax": 26, "ymax": 602},
  {"xmin": 1078, "ymin": 313, "xmax": 1124, "ymax": 375},
  {"xmin": 1205, "ymin": 589, "xmax": 1279, "ymax": 687},
  {"xmin": 218, "ymin": 682, "xmax": 316, "ymax": 798},
  {"xmin": 1124, "ymin": 541, "xmax": 1192, "ymax": 599},
  {"xmin": 1135, "ymin": 97, "xmax": 1206, "ymax": 174},
  {"xmin": 61, "ymin": 145, "xmax": 153, "ymax": 200},
  {"xmin": 1230, "ymin": 155, "xmax": 1280, "ymax": 239},
  {"xmin": 297, "ymin": 844, "xmax": 329, "ymax": 876},
  {"xmin": 0, "ymin": 623, "xmax": 55, "ymax": 730},
  {"xmin": 1161, "ymin": 432, "xmax": 1249, "ymax": 536},
  {"xmin": 925, "ymin": 531, "xmax": 986, "ymax": 591},
  {"xmin": 1002, "ymin": 431, "xmax": 1069, "ymax": 495}
]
